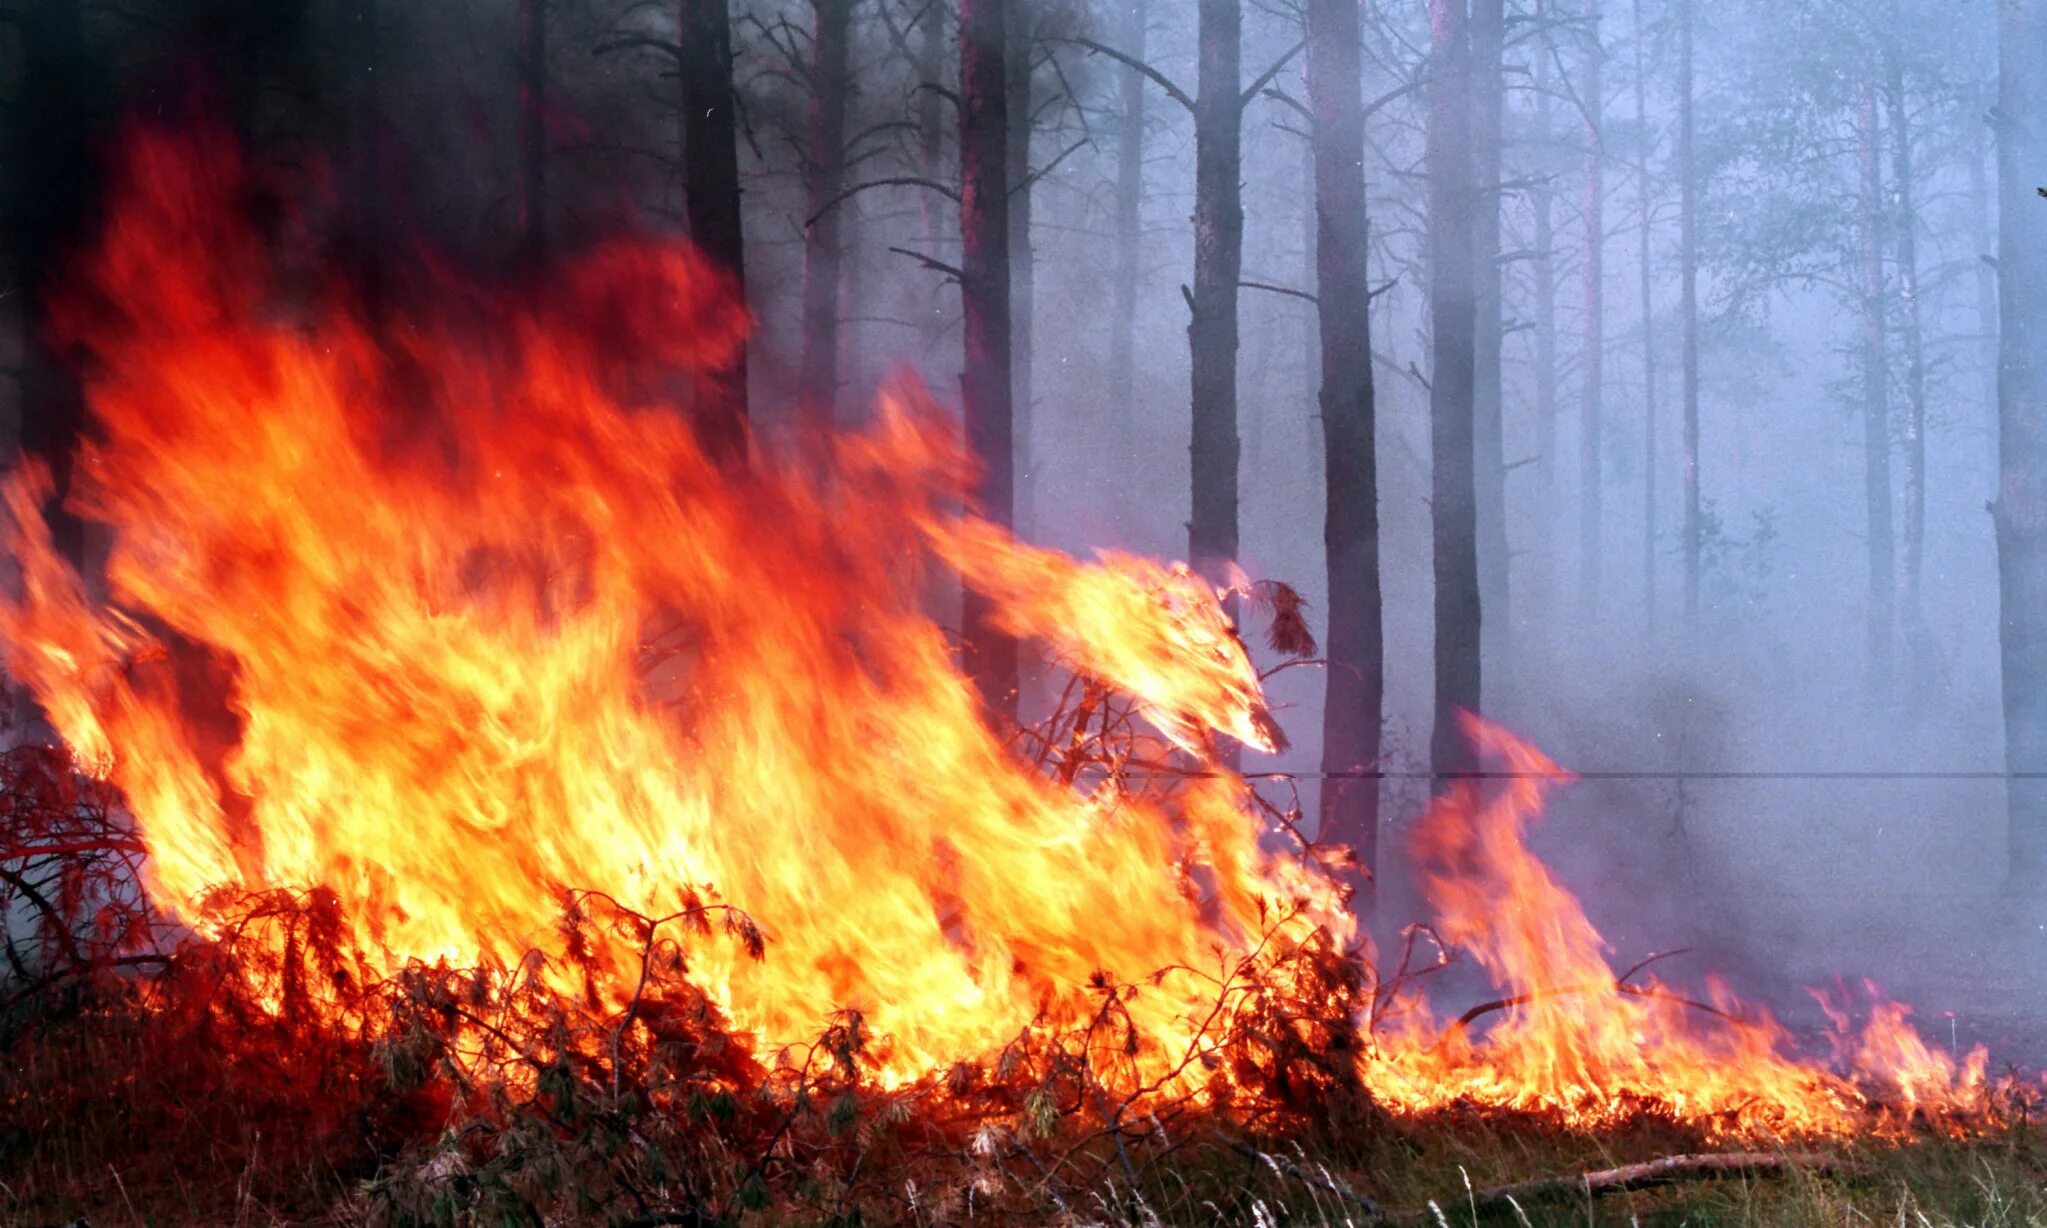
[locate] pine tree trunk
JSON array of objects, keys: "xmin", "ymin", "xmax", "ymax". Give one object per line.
[
  {"xmin": 1109, "ymin": 0, "xmax": 1147, "ymax": 528},
  {"xmin": 1632, "ymin": 0, "xmax": 1658, "ymax": 638},
  {"xmin": 1472, "ymin": 0, "xmax": 1509, "ymax": 682},
  {"xmin": 1858, "ymin": 81, "xmax": 1897, "ymax": 697},
  {"xmin": 678, "ymin": 0, "xmax": 749, "ymax": 462},
  {"xmin": 1532, "ymin": 19, "xmax": 1560, "ymax": 638},
  {"xmin": 1974, "ymin": 94, "xmax": 1999, "ymax": 493},
  {"xmin": 1188, "ymin": 0, "xmax": 1243, "ymax": 584},
  {"xmin": 1310, "ymin": 0, "xmax": 1384, "ymax": 911},
  {"xmin": 519, "ymin": 0, "xmax": 547, "ymax": 263},
  {"xmin": 799, "ymin": 0, "xmax": 853, "ymax": 426},
  {"xmin": 1428, "ymin": 0, "xmax": 1481, "ymax": 776},
  {"xmin": 1006, "ymin": 0, "xmax": 1038, "ymax": 537},
  {"xmin": 1679, "ymin": 0, "xmax": 1700, "ymax": 624},
  {"xmin": 1884, "ymin": 47, "xmax": 1931, "ymax": 703},
  {"xmin": 1579, "ymin": 15, "xmax": 1605, "ymax": 614},
  {"xmin": 958, "ymin": 0, "xmax": 1019, "ymax": 716},
  {"xmin": 917, "ymin": 0, "xmax": 947, "ymax": 245},
  {"xmin": 1995, "ymin": 0, "xmax": 2047, "ymax": 889}
]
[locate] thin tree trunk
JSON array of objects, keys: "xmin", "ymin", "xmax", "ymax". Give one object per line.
[
  {"xmin": 1428, "ymin": 0, "xmax": 1480, "ymax": 776},
  {"xmin": 1974, "ymin": 91, "xmax": 2000, "ymax": 493},
  {"xmin": 1109, "ymin": 0, "xmax": 1147, "ymax": 529},
  {"xmin": 1309, "ymin": 0, "xmax": 1383, "ymax": 911},
  {"xmin": 1532, "ymin": 14, "xmax": 1560, "ymax": 636},
  {"xmin": 519, "ymin": 0, "xmax": 547, "ymax": 263},
  {"xmin": 1632, "ymin": 0, "xmax": 1657, "ymax": 637},
  {"xmin": 799, "ymin": 0, "xmax": 853, "ymax": 426},
  {"xmin": 1006, "ymin": 0, "xmax": 1038, "ymax": 537},
  {"xmin": 1188, "ymin": 0, "xmax": 1243, "ymax": 586},
  {"xmin": 1579, "ymin": 14, "xmax": 1605, "ymax": 614},
  {"xmin": 1884, "ymin": 46, "xmax": 1931, "ymax": 703},
  {"xmin": 1858, "ymin": 80, "xmax": 1896, "ymax": 697},
  {"xmin": 678, "ymin": 0, "xmax": 749, "ymax": 462},
  {"xmin": 1995, "ymin": 0, "xmax": 2047, "ymax": 889},
  {"xmin": 1473, "ymin": 0, "xmax": 1509, "ymax": 681},
  {"xmin": 917, "ymin": 0, "xmax": 947, "ymax": 245},
  {"xmin": 1679, "ymin": 0, "xmax": 1700, "ymax": 623},
  {"xmin": 958, "ymin": 0, "xmax": 1019, "ymax": 716}
]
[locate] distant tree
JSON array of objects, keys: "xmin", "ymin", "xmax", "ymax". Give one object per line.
[
  {"xmin": 1578, "ymin": 8, "xmax": 1605, "ymax": 615},
  {"xmin": 1995, "ymin": 0, "xmax": 2047, "ymax": 890},
  {"xmin": 798, "ymin": 0, "xmax": 856, "ymax": 426},
  {"xmin": 1678, "ymin": 0, "xmax": 1700, "ymax": 623},
  {"xmin": 1631, "ymin": 0, "xmax": 1659, "ymax": 635},
  {"xmin": 1428, "ymin": 0, "xmax": 1480, "ymax": 776},
  {"xmin": 1309, "ymin": 0, "xmax": 1385, "ymax": 909},
  {"xmin": 1473, "ymin": 0, "xmax": 1509, "ymax": 677},
  {"xmin": 1857, "ymin": 75, "xmax": 1896, "ymax": 695},
  {"xmin": 1107, "ymin": 0, "xmax": 1148, "ymax": 526}
]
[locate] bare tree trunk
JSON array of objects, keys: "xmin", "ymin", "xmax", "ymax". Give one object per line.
[
  {"xmin": 1428, "ymin": 0, "xmax": 1480, "ymax": 776},
  {"xmin": 1632, "ymin": 0, "xmax": 1658, "ymax": 637},
  {"xmin": 519, "ymin": 0, "xmax": 547, "ymax": 263},
  {"xmin": 1996, "ymin": 0, "xmax": 2047, "ymax": 889},
  {"xmin": 1858, "ymin": 80, "xmax": 1896, "ymax": 697},
  {"xmin": 1679, "ymin": 0, "xmax": 1700, "ymax": 624},
  {"xmin": 917, "ymin": 0, "xmax": 948, "ymax": 245},
  {"xmin": 1579, "ymin": 14, "xmax": 1604, "ymax": 615},
  {"xmin": 1007, "ymin": 0, "xmax": 1038, "ymax": 537},
  {"xmin": 1189, "ymin": 0, "xmax": 1243, "ymax": 586},
  {"xmin": 1532, "ymin": 15, "xmax": 1560, "ymax": 637},
  {"xmin": 1109, "ymin": 0, "xmax": 1147, "ymax": 528},
  {"xmin": 679, "ymin": 0, "xmax": 749, "ymax": 462},
  {"xmin": 799, "ymin": 0, "xmax": 853, "ymax": 426},
  {"xmin": 1884, "ymin": 46, "xmax": 1931, "ymax": 704},
  {"xmin": 1310, "ymin": 0, "xmax": 1384, "ymax": 912},
  {"xmin": 959, "ymin": 0, "xmax": 1019, "ymax": 716},
  {"xmin": 1974, "ymin": 91, "xmax": 2000, "ymax": 493},
  {"xmin": 1472, "ymin": 0, "xmax": 1509, "ymax": 681}
]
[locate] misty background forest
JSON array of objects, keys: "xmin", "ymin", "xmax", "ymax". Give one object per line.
[{"xmin": 3, "ymin": 0, "xmax": 2045, "ymax": 1040}]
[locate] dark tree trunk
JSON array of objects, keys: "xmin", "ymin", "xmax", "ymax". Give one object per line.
[
  {"xmin": 1006, "ymin": 0, "xmax": 1038, "ymax": 536},
  {"xmin": 1188, "ymin": 0, "xmax": 1244, "ymax": 585},
  {"xmin": 958, "ymin": 0, "xmax": 1019, "ymax": 716},
  {"xmin": 9, "ymin": 0, "xmax": 104, "ymax": 571},
  {"xmin": 1858, "ymin": 80, "xmax": 1896, "ymax": 697},
  {"xmin": 1996, "ymin": 0, "xmax": 2047, "ymax": 888},
  {"xmin": 917, "ymin": 0, "xmax": 948, "ymax": 245},
  {"xmin": 1679, "ymin": 0, "xmax": 1700, "ymax": 623},
  {"xmin": 1472, "ymin": 0, "xmax": 1509, "ymax": 681},
  {"xmin": 1109, "ymin": 0, "xmax": 1147, "ymax": 527},
  {"xmin": 678, "ymin": 0, "xmax": 749, "ymax": 462},
  {"xmin": 1974, "ymin": 91, "xmax": 2000, "ymax": 493},
  {"xmin": 1579, "ymin": 16, "xmax": 1604, "ymax": 614},
  {"xmin": 351, "ymin": 0, "xmax": 387, "ymax": 314},
  {"xmin": 519, "ymin": 0, "xmax": 547, "ymax": 263},
  {"xmin": 1632, "ymin": 0, "xmax": 1658, "ymax": 637},
  {"xmin": 799, "ymin": 0, "xmax": 854, "ymax": 426},
  {"xmin": 1309, "ymin": 0, "xmax": 1383, "ymax": 911},
  {"xmin": 1884, "ymin": 47, "xmax": 1931, "ymax": 703},
  {"xmin": 1427, "ymin": 0, "xmax": 1480, "ymax": 776}
]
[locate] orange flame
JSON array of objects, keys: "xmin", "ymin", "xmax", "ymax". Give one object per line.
[{"xmin": 0, "ymin": 127, "xmax": 2006, "ymax": 1131}]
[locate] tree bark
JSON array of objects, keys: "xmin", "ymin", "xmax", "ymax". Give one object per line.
[
  {"xmin": 1006, "ymin": 0, "xmax": 1038, "ymax": 537},
  {"xmin": 798, "ymin": 0, "xmax": 854, "ymax": 426},
  {"xmin": 1632, "ymin": 0, "xmax": 1658, "ymax": 637},
  {"xmin": 1579, "ymin": 14, "xmax": 1605, "ymax": 614},
  {"xmin": 1310, "ymin": 0, "xmax": 1384, "ymax": 910},
  {"xmin": 1883, "ymin": 46, "xmax": 1931, "ymax": 703},
  {"xmin": 1996, "ymin": 0, "xmax": 2047, "ymax": 889},
  {"xmin": 678, "ymin": 0, "xmax": 749, "ymax": 462},
  {"xmin": 519, "ymin": 0, "xmax": 547, "ymax": 263},
  {"xmin": 1189, "ymin": 0, "xmax": 1244, "ymax": 587},
  {"xmin": 959, "ymin": 0, "xmax": 1019, "ymax": 716},
  {"xmin": 1428, "ymin": 0, "xmax": 1480, "ymax": 776},
  {"xmin": 1858, "ymin": 80, "xmax": 1896, "ymax": 697},
  {"xmin": 1679, "ymin": 0, "xmax": 1700, "ymax": 623},
  {"xmin": 1974, "ymin": 89, "xmax": 2000, "ymax": 495},
  {"xmin": 1472, "ymin": 0, "xmax": 1509, "ymax": 681},
  {"xmin": 1109, "ymin": 0, "xmax": 1148, "ymax": 528},
  {"xmin": 1532, "ymin": 13, "xmax": 1560, "ymax": 637}
]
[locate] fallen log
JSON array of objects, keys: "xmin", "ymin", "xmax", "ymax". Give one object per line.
[{"xmin": 1416, "ymin": 1151, "xmax": 1853, "ymax": 1220}]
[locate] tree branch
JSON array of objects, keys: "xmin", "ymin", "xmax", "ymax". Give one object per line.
[{"xmin": 1060, "ymin": 37, "xmax": 1195, "ymax": 114}]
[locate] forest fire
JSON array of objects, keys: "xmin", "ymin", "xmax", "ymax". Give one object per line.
[{"xmin": 0, "ymin": 126, "xmax": 2013, "ymax": 1154}]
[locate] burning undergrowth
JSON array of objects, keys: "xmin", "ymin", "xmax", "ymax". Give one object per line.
[{"xmin": 0, "ymin": 124, "xmax": 2031, "ymax": 1223}]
